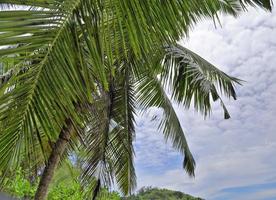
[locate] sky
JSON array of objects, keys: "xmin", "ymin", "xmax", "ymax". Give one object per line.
[{"xmin": 134, "ymin": 7, "xmax": 276, "ymax": 200}]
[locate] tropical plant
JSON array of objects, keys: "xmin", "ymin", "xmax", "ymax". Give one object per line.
[
  {"xmin": 2, "ymin": 163, "xmax": 121, "ymax": 200},
  {"xmin": 0, "ymin": 0, "xmax": 272, "ymax": 200}
]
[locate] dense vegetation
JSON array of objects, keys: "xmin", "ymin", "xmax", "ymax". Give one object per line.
[
  {"xmin": 124, "ymin": 187, "xmax": 203, "ymax": 200},
  {"xmin": 2, "ymin": 167, "xmax": 121, "ymax": 200},
  {"xmin": 3, "ymin": 170, "xmax": 201, "ymax": 200},
  {"xmin": 2, "ymin": 169, "xmax": 202, "ymax": 200}
]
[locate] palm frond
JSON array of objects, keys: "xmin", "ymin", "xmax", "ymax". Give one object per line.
[
  {"xmin": 0, "ymin": 0, "xmax": 103, "ymax": 178},
  {"xmin": 78, "ymin": 87, "xmax": 114, "ymax": 200},
  {"xmin": 108, "ymin": 63, "xmax": 136, "ymax": 194},
  {"xmin": 134, "ymin": 65, "xmax": 195, "ymax": 177},
  {"xmin": 162, "ymin": 44, "xmax": 241, "ymax": 119},
  {"xmin": 80, "ymin": 63, "xmax": 137, "ymax": 197}
]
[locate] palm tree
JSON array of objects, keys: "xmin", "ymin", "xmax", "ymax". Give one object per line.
[{"xmin": 0, "ymin": 0, "xmax": 272, "ymax": 199}]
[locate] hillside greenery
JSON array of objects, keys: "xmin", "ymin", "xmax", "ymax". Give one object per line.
[
  {"xmin": 2, "ymin": 167, "xmax": 202, "ymax": 200},
  {"xmin": 123, "ymin": 187, "xmax": 203, "ymax": 200}
]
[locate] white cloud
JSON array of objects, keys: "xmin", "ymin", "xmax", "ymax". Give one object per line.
[{"xmin": 134, "ymin": 8, "xmax": 276, "ymax": 200}]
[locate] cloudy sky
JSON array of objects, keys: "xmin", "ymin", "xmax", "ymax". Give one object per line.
[{"xmin": 134, "ymin": 7, "xmax": 276, "ymax": 200}]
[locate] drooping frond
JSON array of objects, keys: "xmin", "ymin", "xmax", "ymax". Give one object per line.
[
  {"xmin": 80, "ymin": 63, "xmax": 136, "ymax": 197},
  {"xmin": 134, "ymin": 64, "xmax": 195, "ymax": 176},
  {"xmin": 162, "ymin": 44, "xmax": 242, "ymax": 119},
  {"xmin": 108, "ymin": 63, "xmax": 136, "ymax": 194},
  {"xmin": 79, "ymin": 89, "xmax": 113, "ymax": 199}
]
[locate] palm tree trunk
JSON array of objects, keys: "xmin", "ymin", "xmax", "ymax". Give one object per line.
[{"xmin": 34, "ymin": 119, "xmax": 74, "ymax": 200}]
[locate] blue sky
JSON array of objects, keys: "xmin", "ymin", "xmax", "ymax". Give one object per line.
[{"xmin": 133, "ymin": 7, "xmax": 276, "ymax": 200}]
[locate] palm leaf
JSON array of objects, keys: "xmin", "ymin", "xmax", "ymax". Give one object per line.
[
  {"xmin": 162, "ymin": 44, "xmax": 242, "ymax": 119},
  {"xmin": 134, "ymin": 63, "xmax": 195, "ymax": 176},
  {"xmin": 108, "ymin": 63, "xmax": 136, "ymax": 194},
  {"xmin": 80, "ymin": 63, "xmax": 137, "ymax": 197},
  {"xmin": 0, "ymin": 0, "xmax": 104, "ymax": 178}
]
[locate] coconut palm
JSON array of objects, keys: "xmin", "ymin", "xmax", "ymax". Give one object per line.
[{"xmin": 0, "ymin": 0, "xmax": 272, "ymax": 199}]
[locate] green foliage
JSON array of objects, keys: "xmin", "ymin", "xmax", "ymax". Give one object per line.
[
  {"xmin": 2, "ymin": 167, "xmax": 121, "ymax": 200},
  {"xmin": 2, "ymin": 167, "xmax": 83, "ymax": 199},
  {"xmin": 3, "ymin": 168, "xmax": 38, "ymax": 198},
  {"xmin": 123, "ymin": 187, "xmax": 203, "ymax": 200},
  {"xmin": 48, "ymin": 181, "xmax": 83, "ymax": 200},
  {"xmin": 99, "ymin": 189, "xmax": 122, "ymax": 200}
]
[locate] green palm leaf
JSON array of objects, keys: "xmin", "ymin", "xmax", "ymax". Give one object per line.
[
  {"xmin": 0, "ymin": 0, "xmax": 101, "ymax": 176},
  {"xmin": 80, "ymin": 63, "xmax": 136, "ymax": 196},
  {"xmin": 134, "ymin": 64, "xmax": 195, "ymax": 176},
  {"xmin": 162, "ymin": 44, "xmax": 242, "ymax": 119},
  {"xmin": 108, "ymin": 63, "xmax": 136, "ymax": 194}
]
